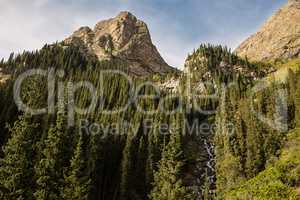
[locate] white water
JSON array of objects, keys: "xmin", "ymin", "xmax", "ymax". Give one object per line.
[
  {"xmin": 203, "ymin": 138, "xmax": 215, "ymax": 185},
  {"xmin": 189, "ymin": 137, "xmax": 216, "ymax": 199}
]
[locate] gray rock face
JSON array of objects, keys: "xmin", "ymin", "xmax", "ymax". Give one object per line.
[
  {"xmin": 64, "ymin": 11, "xmax": 175, "ymax": 75},
  {"xmin": 289, "ymin": 0, "xmax": 300, "ymax": 4},
  {"xmin": 235, "ymin": 1, "xmax": 300, "ymax": 61}
]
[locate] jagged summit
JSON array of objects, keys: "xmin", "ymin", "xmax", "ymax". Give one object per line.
[
  {"xmin": 235, "ymin": 0, "xmax": 300, "ymax": 61},
  {"xmin": 288, "ymin": 0, "xmax": 300, "ymax": 4},
  {"xmin": 64, "ymin": 11, "xmax": 175, "ymax": 75}
]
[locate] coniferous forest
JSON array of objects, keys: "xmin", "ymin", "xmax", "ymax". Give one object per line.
[{"xmin": 0, "ymin": 43, "xmax": 299, "ymax": 200}]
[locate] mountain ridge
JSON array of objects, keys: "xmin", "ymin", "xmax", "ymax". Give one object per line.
[
  {"xmin": 63, "ymin": 11, "xmax": 176, "ymax": 76},
  {"xmin": 235, "ymin": 0, "xmax": 300, "ymax": 62}
]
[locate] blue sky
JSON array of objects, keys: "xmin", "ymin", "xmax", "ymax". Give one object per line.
[{"xmin": 0, "ymin": 0, "xmax": 287, "ymax": 68}]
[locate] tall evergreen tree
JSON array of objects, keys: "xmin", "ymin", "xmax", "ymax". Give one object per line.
[
  {"xmin": 86, "ymin": 133, "xmax": 104, "ymax": 200},
  {"xmin": 150, "ymin": 125, "xmax": 191, "ymax": 200},
  {"xmin": 119, "ymin": 112, "xmax": 141, "ymax": 200},
  {"xmin": 34, "ymin": 112, "xmax": 68, "ymax": 200},
  {"xmin": 0, "ymin": 115, "xmax": 38, "ymax": 200},
  {"xmin": 63, "ymin": 133, "xmax": 91, "ymax": 200}
]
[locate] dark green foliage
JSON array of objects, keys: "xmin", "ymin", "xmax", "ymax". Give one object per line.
[
  {"xmin": 0, "ymin": 115, "xmax": 38, "ymax": 200},
  {"xmin": 214, "ymin": 60, "xmax": 300, "ymax": 198},
  {"xmin": 0, "ymin": 43, "xmax": 298, "ymax": 200},
  {"xmin": 63, "ymin": 133, "xmax": 91, "ymax": 200},
  {"xmin": 150, "ymin": 115, "xmax": 191, "ymax": 200},
  {"xmin": 34, "ymin": 112, "xmax": 69, "ymax": 200},
  {"xmin": 185, "ymin": 44, "xmax": 271, "ymax": 85}
]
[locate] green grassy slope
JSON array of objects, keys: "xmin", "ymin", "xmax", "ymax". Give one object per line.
[{"xmin": 225, "ymin": 129, "xmax": 300, "ymax": 200}]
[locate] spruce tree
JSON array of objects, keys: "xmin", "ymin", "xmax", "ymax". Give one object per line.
[
  {"xmin": 133, "ymin": 136, "xmax": 148, "ymax": 199},
  {"xmin": 86, "ymin": 133, "xmax": 104, "ymax": 200},
  {"xmin": 0, "ymin": 115, "xmax": 38, "ymax": 200},
  {"xmin": 120, "ymin": 114, "xmax": 140, "ymax": 200},
  {"xmin": 34, "ymin": 112, "xmax": 67, "ymax": 200},
  {"xmin": 150, "ymin": 127, "xmax": 191, "ymax": 200},
  {"xmin": 63, "ymin": 133, "xmax": 91, "ymax": 200}
]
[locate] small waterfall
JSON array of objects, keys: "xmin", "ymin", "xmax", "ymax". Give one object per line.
[
  {"xmin": 187, "ymin": 136, "xmax": 216, "ymax": 200},
  {"xmin": 203, "ymin": 138, "xmax": 215, "ymax": 186}
]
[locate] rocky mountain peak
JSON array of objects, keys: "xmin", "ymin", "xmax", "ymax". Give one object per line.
[
  {"xmin": 115, "ymin": 11, "xmax": 136, "ymax": 21},
  {"xmin": 288, "ymin": 0, "xmax": 300, "ymax": 4},
  {"xmin": 64, "ymin": 11, "xmax": 175, "ymax": 76},
  {"xmin": 235, "ymin": 0, "xmax": 300, "ymax": 61}
]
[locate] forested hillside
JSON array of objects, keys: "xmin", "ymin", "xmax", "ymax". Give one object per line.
[
  {"xmin": 0, "ymin": 43, "xmax": 299, "ymax": 200},
  {"xmin": 184, "ymin": 45, "xmax": 300, "ymax": 199}
]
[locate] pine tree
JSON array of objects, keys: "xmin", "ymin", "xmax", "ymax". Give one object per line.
[
  {"xmin": 0, "ymin": 115, "xmax": 38, "ymax": 200},
  {"xmin": 63, "ymin": 133, "xmax": 91, "ymax": 200},
  {"xmin": 34, "ymin": 112, "xmax": 68, "ymax": 200},
  {"xmin": 135, "ymin": 136, "xmax": 147, "ymax": 199},
  {"xmin": 86, "ymin": 133, "xmax": 104, "ymax": 200},
  {"xmin": 214, "ymin": 88, "xmax": 244, "ymax": 195},
  {"xmin": 119, "ymin": 114, "xmax": 140, "ymax": 200},
  {"xmin": 150, "ymin": 128, "xmax": 191, "ymax": 200}
]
